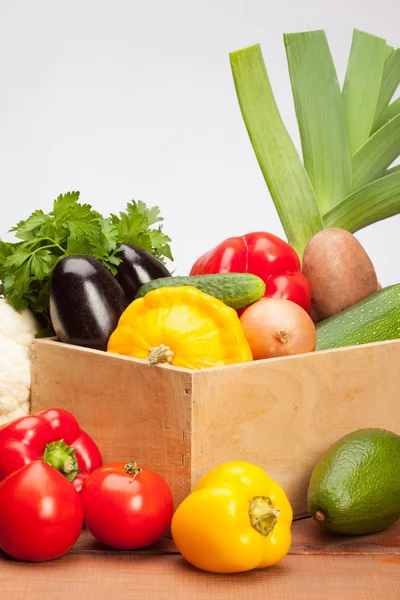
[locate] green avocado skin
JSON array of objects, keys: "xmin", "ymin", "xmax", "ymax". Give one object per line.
[{"xmin": 307, "ymin": 428, "xmax": 400, "ymax": 535}]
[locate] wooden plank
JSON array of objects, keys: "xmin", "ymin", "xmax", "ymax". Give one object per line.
[
  {"xmin": 53, "ymin": 518, "xmax": 400, "ymax": 557},
  {"xmin": 191, "ymin": 339, "xmax": 400, "ymax": 516},
  {"xmin": 69, "ymin": 528, "xmax": 178, "ymax": 555},
  {"xmin": 289, "ymin": 517, "xmax": 400, "ymax": 555},
  {"xmin": 1, "ymin": 520, "xmax": 399, "ymax": 600},
  {"xmin": 0, "ymin": 554, "xmax": 398, "ymax": 600},
  {"xmin": 30, "ymin": 339, "xmax": 193, "ymax": 509}
]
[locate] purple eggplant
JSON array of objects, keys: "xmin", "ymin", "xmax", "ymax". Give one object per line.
[
  {"xmin": 114, "ymin": 243, "xmax": 171, "ymax": 302},
  {"xmin": 50, "ymin": 256, "xmax": 127, "ymax": 351}
]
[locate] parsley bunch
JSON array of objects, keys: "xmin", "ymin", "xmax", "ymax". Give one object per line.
[{"xmin": 0, "ymin": 191, "xmax": 173, "ymax": 327}]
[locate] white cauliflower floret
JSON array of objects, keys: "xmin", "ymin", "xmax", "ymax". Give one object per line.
[
  {"xmin": 0, "ymin": 299, "xmax": 40, "ymax": 348},
  {"xmin": 0, "ymin": 299, "xmax": 40, "ymax": 426},
  {"xmin": 0, "ymin": 334, "xmax": 31, "ymax": 425}
]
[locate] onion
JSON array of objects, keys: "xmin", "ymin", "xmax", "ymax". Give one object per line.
[{"xmin": 240, "ymin": 298, "xmax": 316, "ymax": 360}]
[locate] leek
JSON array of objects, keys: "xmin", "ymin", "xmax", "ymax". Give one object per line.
[
  {"xmin": 352, "ymin": 114, "xmax": 400, "ymax": 189},
  {"xmin": 385, "ymin": 164, "xmax": 400, "ymax": 176},
  {"xmin": 324, "ymin": 170, "xmax": 400, "ymax": 232},
  {"xmin": 284, "ymin": 31, "xmax": 352, "ymax": 213},
  {"xmin": 373, "ymin": 97, "xmax": 400, "ymax": 132},
  {"xmin": 342, "ymin": 30, "xmax": 386, "ymax": 154},
  {"xmin": 229, "ymin": 29, "xmax": 399, "ymax": 253},
  {"xmin": 229, "ymin": 44, "xmax": 323, "ymax": 257},
  {"xmin": 385, "ymin": 45, "xmax": 395, "ymax": 63},
  {"xmin": 373, "ymin": 49, "xmax": 400, "ymax": 123}
]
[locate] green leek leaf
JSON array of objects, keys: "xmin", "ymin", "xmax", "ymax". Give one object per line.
[
  {"xmin": 373, "ymin": 49, "xmax": 400, "ymax": 123},
  {"xmin": 342, "ymin": 30, "xmax": 386, "ymax": 154},
  {"xmin": 385, "ymin": 164, "xmax": 400, "ymax": 176},
  {"xmin": 372, "ymin": 97, "xmax": 400, "ymax": 132},
  {"xmin": 229, "ymin": 44, "xmax": 323, "ymax": 257},
  {"xmin": 324, "ymin": 170, "xmax": 400, "ymax": 232},
  {"xmin": 385, "ymin": 45, "xmax": 395, "ymax": 63},
  {"xmin": 352, "ymin": 114, "xmax": 400, "ymax": 190},
  {"xmin": 284, "ymin": 31, "xmax": 352, "ymax": 213}
]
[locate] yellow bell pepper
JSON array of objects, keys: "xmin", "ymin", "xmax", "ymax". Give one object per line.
[
  {"xmin": 171, "ymin": 461, "xmax": 293, "ymax": 573},
  {"xmin": 107, "ymin": 286, "xmax": 253, "ymax": 370}
]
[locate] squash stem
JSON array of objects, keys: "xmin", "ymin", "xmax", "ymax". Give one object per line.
[{"xmin": 147, "ymin": 344, "xmax": 175, "ymax": 366}]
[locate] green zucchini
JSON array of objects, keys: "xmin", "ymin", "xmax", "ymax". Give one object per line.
[
  {"xmin": 316, "ymin": 284, "xmax": 400, "ymax": 351},
  {"xmin": 135, "ymin": 273, "xmax": 266, "ymax": 310}
]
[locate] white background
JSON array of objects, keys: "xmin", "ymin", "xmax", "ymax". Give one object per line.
[{"xmin": 0, "ymin": 0, "xmax": 399, "ymax": 283}]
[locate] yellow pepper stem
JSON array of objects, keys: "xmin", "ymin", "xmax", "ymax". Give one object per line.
[
  {"xmin": 146, "ymin": 344, "xmax": 175, "ymax": 366},
  {"xmin": 249, "ymin": 496, "xmax": 280, "ymax": 536}
]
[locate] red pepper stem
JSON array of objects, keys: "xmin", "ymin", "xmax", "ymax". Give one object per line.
[{"xmin": 43, "ymin": 439, "xmax": 79, "ymax": 483}]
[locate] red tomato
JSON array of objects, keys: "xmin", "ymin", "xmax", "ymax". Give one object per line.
[
  {"xmin": 81, "ymin": 461, "xmax": 174, "ymax": 549},
  {"xmin": 0, "ymin": 461, "xmax": 83, "ymax": 562}
]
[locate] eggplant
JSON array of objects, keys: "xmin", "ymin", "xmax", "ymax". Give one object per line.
[
  {"xmin": 114, "ymin": 243, "xmax": 171, "ymax": 302},
  {"xmin": 50, "ymin": 256, "xmax": 127, "ymax": 351}
]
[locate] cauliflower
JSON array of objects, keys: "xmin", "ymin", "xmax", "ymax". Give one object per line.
[{"xmin": 0, "ymin": 299, "xmax": 40, "ymax": 426}]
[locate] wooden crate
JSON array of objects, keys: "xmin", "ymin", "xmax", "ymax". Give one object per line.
[{"xmin": 30, "ymin": 338, "xmax": 400, "ymax": 518}]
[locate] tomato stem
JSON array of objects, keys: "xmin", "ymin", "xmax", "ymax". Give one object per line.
[
  {"xmin": 249, "ymin": 496, "xmax": 280, "ymax": 536},
  {"xmin": 124, "ymin": 460, "xmax": 143, "ymax": 483}
]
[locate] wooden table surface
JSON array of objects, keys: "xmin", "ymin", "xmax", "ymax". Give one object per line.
[{"xmin": 1, "ymin": 517, "xmax": 399, "ymax": 600}]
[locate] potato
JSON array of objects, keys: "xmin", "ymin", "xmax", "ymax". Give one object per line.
[{"xmin": 302, "ymin": 228, "xmax": 378, "ymax": 320}]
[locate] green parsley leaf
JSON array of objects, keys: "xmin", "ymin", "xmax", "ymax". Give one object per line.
[
  {"xmin": 52, "ymin": 191, "xmax": 82, "ymax": 221},
  {"xmin": 0, "ymin": 240, "xmax": 14, "ymax": 289},
  {"xmin": 65, "ymin": 234, "xmax": 85, "ymax": 256},
  {"xmin": 3, "ymin": 247, "xmax": 32, "ymax": 269},
  {"xmin": 135, "ymin": 200, "xmax": 163, "ymax": 225},
  {"xmin": 109, "ymin": 200, "xmax": 173, "ymax": 264},
  {"xmin": 98, "ymin": 218, "xmax": 118, "ymax": 254},
  {"xmin": 4, "ymin": 261, "xmax": 31, "ymax": 311},
  {"xmin": 10, "ymin": 210, "xmax": 50, "ymax": 242},
  {"xmin": 30, "ymin": 249, "xmax": 56, "ymax": 280},
  {"xmin": 0, "ymin": 192, "xmax": 173, "ymax": 328}
]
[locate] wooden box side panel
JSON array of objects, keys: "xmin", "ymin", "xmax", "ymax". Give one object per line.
[
  {"xmin": 30, "ymin": 340, "xmax": 193, "ymax": 508},
  {"xmin": 191, "ymin": 340, "xmax": 400, "ymax": 518}
]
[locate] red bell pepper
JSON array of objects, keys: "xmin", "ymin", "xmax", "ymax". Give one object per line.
[
  {"xmin": 0, "ymin": 408, "xmax": 102, "ymax": 492},
  {"xmin": 190, "ymin": 231, "xmax": 311, "ymax": 313}
]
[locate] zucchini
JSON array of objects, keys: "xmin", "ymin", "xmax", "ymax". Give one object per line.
[
  {"xmin": 135, "ymin": 273, "xmax": 266, "ymax": 310},
  {"xmin": 316, "ymin": 284, "xmax": 400, "ymax": 350}
]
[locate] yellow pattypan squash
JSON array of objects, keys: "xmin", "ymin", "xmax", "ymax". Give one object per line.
[{"xmin": 107, "ymin": 286, "xmax": 253, "ymax": 369}]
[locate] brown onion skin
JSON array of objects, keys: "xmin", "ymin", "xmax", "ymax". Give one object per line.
[{"xmin": 240, "ymin": 297, "xmax": 316, "ymax": 360}]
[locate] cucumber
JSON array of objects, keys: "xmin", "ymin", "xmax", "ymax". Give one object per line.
[
  {"xmin": 316, "ymin": 284, "xmax": 400, "ymax": 351},
  {"xmin": 135, "ymin": 273, "xmax": 266, "ymax": 310}
]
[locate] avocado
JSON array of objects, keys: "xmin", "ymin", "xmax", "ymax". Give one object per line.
[{"xmin": 307, "ymin": 428, "xmax": 400, "ymax": 535}]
